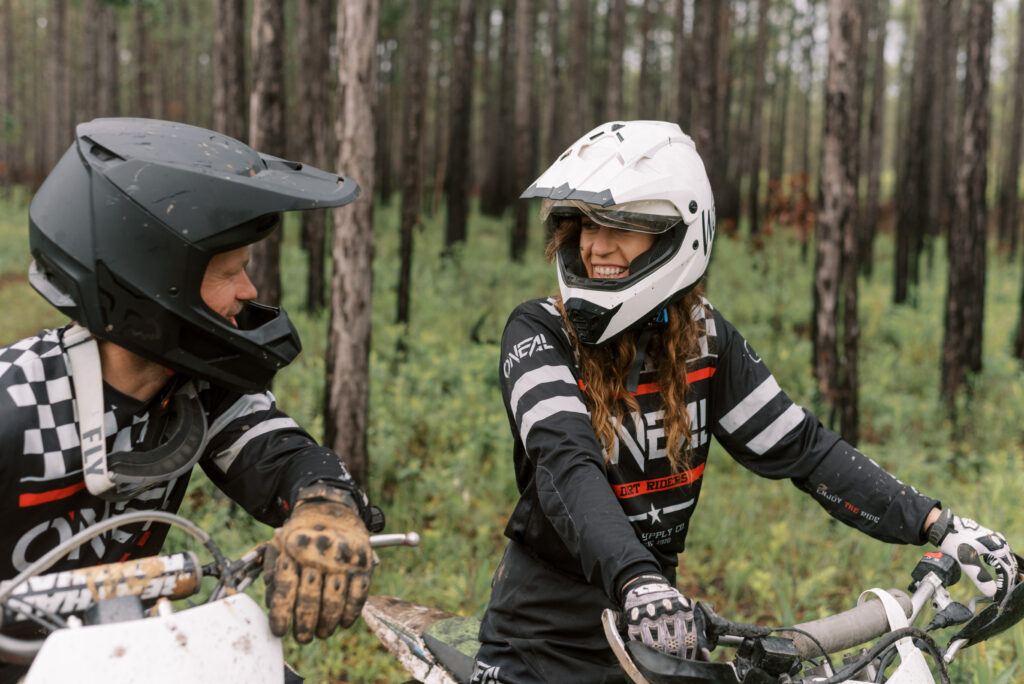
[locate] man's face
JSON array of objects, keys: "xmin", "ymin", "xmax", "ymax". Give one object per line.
[{"xmin": 200, "ymin": 246, "xmax": 257, "ymax": 327}]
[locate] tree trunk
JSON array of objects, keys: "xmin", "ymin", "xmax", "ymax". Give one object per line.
[
  {"xmin": 46, "ymin": 0, "xmax": 68, "ymax": 171},
  {"xmin": 943, "ymin": 0, "xmax": 992, "ymax": 403},
  {"xmin": 324, "ymin": 0, "xmax": 379, "ymax": 488},
  {"xmin": 429, "ymin": 28, "xmax": 451, "ymax": 218},
  {"xmin": 510, "ymin": 0, "xmax": 533, "ymax": 262},
  {"xmin": 80, "ymin": 0, "xmax": 101, "ymax": 124},
  {"xmin": 133, "ymin": 0, "xmax": 149, "ymax": 119},
  {"xmin": 767, "ymin": 25, "xmax": 793, "ymax": 193},
  {"xmin": 745, "ymin": 0, "xmax": 770, "ymax": 236},
  {"xmin": 97, "ymin": 2, "xmax": 119, "ymax": 118},
  {"xmin": 998, "ymin": 2, "xmax": 1024, "ymax": 256},
  {"xmin": 479, "ymin": 0, "xmax": 514, "ymax": 217},
  {"xmin": 859, "ymin": 0, "xmax": 888, "ymax": 277},
  {"xmin": 690, "ymin": 0, "xmax": 719, "ymax": 182},
  {"xmin": 376, "ymin": 39, "xmax": 396, "ymax": 205},
  {"xmin": 637, "ymin": 0, "xmax": 658, "ymax": 118},
  {"xmin": 605, "ymin": 0, "xmax": 625, "ymax": 122},
  {"xmin": 1, "ymin": 0, "xmax": 12, "ymax": 191},
  {"xmin": 248, "ymin": 0, "xmax": 286, "ymax": 307},
  {"xmin": 396, "ymin": 0, "xmax": 431, "ymax": 324},
  {"xmin": 893, "ymin": 1, "xmax": 938, "ymax": 305},
  {"xmin": 296, "ymin": 0, "xmax": 334, "ymax": 314},
  {"xmin": 815, "ymin": 0, "xmax": 862, "ymax": 439},
  {"xmin": 544, "ymin": 0, "xmax": 563, "ymax": 161},
  {"xmin": 672, "ymin": 0, "xmax": 690, "ymax": 128},
  {"xmin": 567, "ymin": 0, "xmax": 589, "ymax": 134},
  {"xmin": 444, "ymin": 0, "xmax": 477, "ymax": 248},
  {"xmin": 213, "ymin": 0, "xmax": 247, "ymax": 142}
]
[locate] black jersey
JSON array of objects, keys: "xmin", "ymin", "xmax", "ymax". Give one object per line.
[
  {"xmin": 498, "ymin": 297, "xmax": 939, "ymax": 601},
  {"xmin": 0, "ymin": 327, "xmax": 364, "ymax": 579}
]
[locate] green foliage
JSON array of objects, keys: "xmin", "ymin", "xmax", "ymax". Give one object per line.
[{"xmin": 2, "ymin": 188, "xmax": 1024, "ymax": 681}]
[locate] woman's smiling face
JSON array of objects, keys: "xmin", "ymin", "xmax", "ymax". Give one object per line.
[{"xmin": 578, "ymin": 218, "xmax": 656, "ymax": 279}]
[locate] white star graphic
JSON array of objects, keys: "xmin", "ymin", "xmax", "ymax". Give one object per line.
[{"xmin": 648, "ymin": 503, "xmax": 662, "ymax": 524}]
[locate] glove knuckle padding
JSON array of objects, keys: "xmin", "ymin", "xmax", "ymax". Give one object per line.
[
  {"xmin": 940, "ymin": 514, "xmax": 1019, "ymax": 600},
  {"xmin": 622, "ymin": 577, "xmax": 702, "ymax": 660},
  {"xmin": 264, "ymin": 500, "xmax": 373, "ymax": 641}
]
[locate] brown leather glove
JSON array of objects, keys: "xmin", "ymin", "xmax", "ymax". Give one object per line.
[{"xmin": 264, "ymin": 491, "xmax": 372, "ymax": 643}]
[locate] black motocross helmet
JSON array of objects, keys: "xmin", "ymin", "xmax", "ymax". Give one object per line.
[{"xmin": 28, "ymin": 118, "xmax": 360, "ymax": 394}]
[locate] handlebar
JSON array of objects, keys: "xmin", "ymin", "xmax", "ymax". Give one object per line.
[
  {"xmin": 784, "ymin": 588, "xmax": 913, "ymax": 659},
  {"xmin": 0, "ymin": 512, "xmax": 421, "ymax": 665}
]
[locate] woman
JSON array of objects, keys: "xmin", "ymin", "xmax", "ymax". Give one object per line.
[{"xmin": 471, "ymin": 121, "xmax": 1018, "ymax": 684}]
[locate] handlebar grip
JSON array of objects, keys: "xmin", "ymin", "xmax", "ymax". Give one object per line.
[
  {"xmin": 786, "ymin": 588, "xmax": 912, "ymax": 659},
  {"xmin": 0, "ymin": 552, "xmax": 202, "ymax": 628}
]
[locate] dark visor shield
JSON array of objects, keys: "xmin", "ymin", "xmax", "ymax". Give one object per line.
[{"xmin": 540, "ymin": 199, "xmax": 682, "ymax": 234}]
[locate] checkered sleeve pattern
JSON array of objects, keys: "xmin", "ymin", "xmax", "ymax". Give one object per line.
[{"xmin": 0, "ymin": 329, "xmax": 104, "ymax": 483}]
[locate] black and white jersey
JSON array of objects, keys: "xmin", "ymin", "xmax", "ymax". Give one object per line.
[
  {"xmin": 0, "ymin": 327, "xmax": 362, "ymax": 580},
  {"xmin": 499, "ymin": 298, "xmax": 938, "ymax": 601}
]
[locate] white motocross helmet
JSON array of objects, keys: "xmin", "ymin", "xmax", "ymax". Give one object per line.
[{"xmin": 521, "ymin": 121, "xmax": 715, "ymax": 345}]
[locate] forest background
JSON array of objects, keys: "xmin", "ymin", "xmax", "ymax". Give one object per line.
[{"xmin": 4, "ymin": 0, "xmax": 1024, "ymax": 681}]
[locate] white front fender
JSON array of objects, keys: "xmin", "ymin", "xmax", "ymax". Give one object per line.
[{"xmin": 23, "ymin": 593, "xmax": 283, "ymax": 684}]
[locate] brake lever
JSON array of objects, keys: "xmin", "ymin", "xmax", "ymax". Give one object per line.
[{"xmin": 946, "ymin": 554, "xmax": 1024, "ymax": 658}]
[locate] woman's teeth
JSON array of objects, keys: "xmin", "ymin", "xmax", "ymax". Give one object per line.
[{"xmin": 594, "ymin": 266, "xmax": 626, "ymax": 278}]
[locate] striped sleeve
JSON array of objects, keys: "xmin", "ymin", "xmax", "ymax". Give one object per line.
[
  {"xmin": 197, "ymin": 385, "xmax": 359, "ymax": 527},
  {"xmin": 499, "ymin": 301, "xmax": 661, "ymax": 595},
  {"xmin": 709, "ymin": 313, "xmax": 820, "ymax": 474},
  {"xmin": 709, "ymin": 309, "xmax": 937, "ymax": 544},
  {"xmin": 500, "ymin": 309, "xmax": 592, "ymax": 452}
]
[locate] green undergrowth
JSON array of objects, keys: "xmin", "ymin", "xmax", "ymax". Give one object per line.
[{"xmin": 2, "ymin": 190, "xmax": 1024, "ymax": 682}]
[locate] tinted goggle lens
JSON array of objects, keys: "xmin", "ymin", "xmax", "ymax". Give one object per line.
[{"xmin": 540, "ymin": 199, "xmax": 682, "ymax": 234}]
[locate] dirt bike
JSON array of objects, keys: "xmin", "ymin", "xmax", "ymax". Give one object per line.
[
  {"xmin": 362, "ymin": 550, "xmax": 1024, "ymax": 684},
  {"xmin": 0, "ymin": 510, "xmax": 419, "ymax": 683}
]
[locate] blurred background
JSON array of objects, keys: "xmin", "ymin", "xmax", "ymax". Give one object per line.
[{"xmin": 3, "ymin": 0, "xmax": 1024, "ymax": 681}]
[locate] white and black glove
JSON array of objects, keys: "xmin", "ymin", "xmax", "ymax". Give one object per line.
[
  {"xmin": 620, "ymin": 573, "xmax": 709, "ymax": 660},
  {"xmin": 928, "ymin": 508, "xmax": 1019, "ymax": 601}
]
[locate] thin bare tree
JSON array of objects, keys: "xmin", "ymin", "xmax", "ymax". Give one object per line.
[
  {"xmin": 445, "ymin": 0, "xmax": 477, "ymax": 248},
  {"xmin": 815, "ymin": 0, "xmax": 863, "ymax": 440},
  {"xmin": 1, "ymin": 0, "xmax": 12, "ymax": 192},
  {"xmin": 510, "ymin": 0, "xmax": 533, "ymax": 261},
  {"xmin": 396, "ymin": 0, "xmax": 431, "ymax": 324},
  {"xmin": 746, "ymin": 0, "xmax": 770, "ymax": 235},
  {"xmin": 859, "ymin": 0, "xmax": 888, "ymax": 277},
  {"xmin": 605, "ymin": 0, "xmax": 625, "ymax": 122},
  {"xmin": 997, "ymin": 2, "xmax": 1024, "ymax": 256},
  {"xmin": 46, "ymin": 0, "xmax": 68, "ymax": 170},
  {"xmin": 213, "ymin": 0, "xmax": 247, "ymax": 142},
  {"xmin": 296, "ymin": 0, "xmax": 335, "ymax": 313},
  {"xmin": 324, "ymin": 0, "xmax": 380, "ymax": 487},
  {"xmin": 943, "ymin": 0, "xmax": 993, "ymax": 404},
  {"xmin": 248, "ymin": 0, "xmax": 286, "ymax": 307}
]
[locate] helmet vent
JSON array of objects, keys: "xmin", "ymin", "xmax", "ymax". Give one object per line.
[{"xmin": 87, "ymin": 142, "xmax": 124, "ymax": 163}]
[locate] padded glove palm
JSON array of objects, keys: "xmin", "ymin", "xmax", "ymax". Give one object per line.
[
  {"xmin": 929, "ymin": 509, "xmax": 1019, "ymax": 601},
  {"xmin": 264, "ymin": 497, "xmax": 372, "ymax": 643},
  {"xmin": 621, "ymin": 573, "xmax": 707, "ymax": 660}
]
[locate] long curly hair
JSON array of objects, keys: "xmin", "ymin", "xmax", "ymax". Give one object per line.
[{"xmin": 547, "ymin": 219, "xmax": 706, "ymax": 471}]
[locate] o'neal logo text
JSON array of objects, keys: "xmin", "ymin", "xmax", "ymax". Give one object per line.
[{"xmin": 503, "ymin": 334, "xmax": 554, "ymax": 378}]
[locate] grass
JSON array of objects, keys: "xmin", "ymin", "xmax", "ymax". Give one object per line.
[{"xmin": 2, "ymin": 189, "xmax": 1024, "ymax": 682}]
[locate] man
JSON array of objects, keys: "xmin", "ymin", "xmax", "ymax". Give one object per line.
[{"xmin": 0, "ymin": 119, "xmax": 377, "ymax": 659}]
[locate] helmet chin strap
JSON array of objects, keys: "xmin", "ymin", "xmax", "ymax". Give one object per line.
[
  {"xmin": 63, "ymin": 324, "xmax": 208, "ymax": 502},
  {"xmin": 624, "ymin": 308, "xmax": 669, "ymax": 393}
]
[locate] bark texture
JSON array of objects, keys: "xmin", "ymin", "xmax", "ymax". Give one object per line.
[
  {"xmin": 324, "ymin": 0, "xmax": 380, "ymax": 487},
  {"xmin": 248, "ymin": 0, "xmax": 286, "ymax": 307},
  {"xmin": 943, "ymin": 0, "xmax": 992, "ymax": 403}
]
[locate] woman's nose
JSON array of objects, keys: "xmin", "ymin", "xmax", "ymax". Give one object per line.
[{"xmin": 591, "ymin": 226, "xmax": 616, "ymax": 253}]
